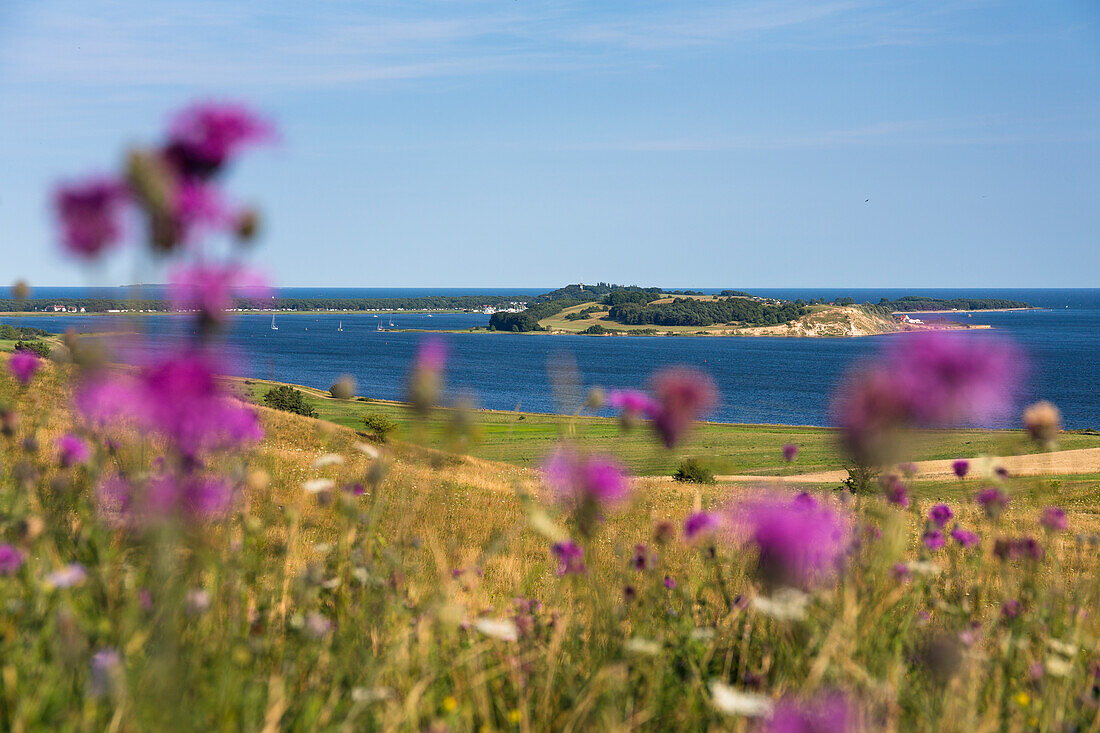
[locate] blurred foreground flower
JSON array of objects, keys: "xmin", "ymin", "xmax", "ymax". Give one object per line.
[
  {"xmin": 543, "ymin": 445, "xmax": 630, "ymax": 535},
  {"xmin": 709, "ymin": 681, "xmax": 773, "ymax": 717},
  {"xmin": 1023, "ymin": 400, "xmax": 1061, "ymax": 446},
  {"xmin": 834, "ymin": 332, "xmax": 1021, "ymax": 464},
  {"xmin": 168, "ymin": 263, "xmax": 270, "ymax": 325},
  {"xmin": 766, "ymin": 691, "xmax": 861, "ymax": 733},
  {"xmin": 1040, "ymin": 506, "xmax": 1067, "ymax": 531},
  {"xmin": 77, "ymin": 350, "xmax": 262, "ymax": 460},
  {"xmin": 57, "ymin": 433, "xmax": 91, "ymax": 467},
  {"xmin": 550, "ymin": 540, "xmax": 586, "ymax": 576},
  {"xmin": 729, "ymin": 491, "xmax": 850, "ymax": 591},
  {"xmin": 0, "ymin": 545, "xmax": 24, "ymax": 575},
  {"xmin": 9, "ymin": 349, "xmax": 40, "ymax": 385},
  {"xmin": 408, "ymin": 337, "xmax": 447, "ymax": 413},
  {"xmin": 54, "ymin": 177, "xmax": 128, "ymax": 258},
  {"xmin": 650, "ymin": 368, "xmax": 717, "ymax": 447}
]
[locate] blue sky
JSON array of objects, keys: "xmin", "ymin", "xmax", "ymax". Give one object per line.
[{"xmin": 1, "ymin": 1, "xmax": 1098, "ymax": 288}]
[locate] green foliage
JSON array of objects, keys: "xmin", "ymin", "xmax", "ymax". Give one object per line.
[
  {"xmin": 0, "ymin": 324, "xmax": 50, "ymax": 340},
  {"xmin": 608, "ymin": 297, "xmax": 806, "ymax": 327},
  {"xmin": 488, "ymin": 299, "xmax": 592, "ymax": 332},
  {"xmin": 603, "ymin": 288, "xmax": 661, "ymax": 306},
  {"xmin": 262, "ymin": 385, "xmax": 317, "ymax": 417},
  {"xmin": 581, "ymin": 324, "xmax": 610, "ymax": 335},
  {"xmin": 14, "ymin": 340, "xmax": 51, "ymax": 358},
  {"xmin": 361, "ymin": 412, "xmax": 398, "ymax": 441},
  {"xmin": 672, "ymin": 457, "xmax": 716, "ymax": 483},
  {"xmin": 840, "ymin": 463, "xmax": 880, "ymax": 495}
]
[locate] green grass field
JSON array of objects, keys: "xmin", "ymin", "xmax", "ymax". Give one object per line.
[{"xmin": 238, "ymin": 377, "xmax": 1100, "ymax": 478}]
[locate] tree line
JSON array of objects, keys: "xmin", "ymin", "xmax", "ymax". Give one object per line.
[{"xmin": 607, "ymin": 297, "xmax": 807, "ymax": 327}]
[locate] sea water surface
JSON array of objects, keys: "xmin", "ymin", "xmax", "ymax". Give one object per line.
[{"xmin": 5, "ymin": 288, "xmax": 1098, "ymax": 429}]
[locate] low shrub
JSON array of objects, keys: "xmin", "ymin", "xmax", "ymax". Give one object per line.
[
  {"xmin": 262, "ymin": 385, "xmax": 317, "ymax": 417},
  {"xmin": 673, "ymin": 457, "xmax": 715, "ymax": 484},
  {"xmin": 14, "ymin": 340, "xmax": 51, "ymax": 358},
  {"xmin": 362, "ymin": 412, "xmax": 398, "ymax": 442}
]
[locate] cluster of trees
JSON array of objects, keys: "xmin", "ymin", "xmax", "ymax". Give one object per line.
[
  {"xmin": 1, "ymin": 295, "xmax": 533, "ymax": 313},
  {"xmin": 607, "ymin": 297, "xmax": 807, "ymax": 327},
  {"xmin": 0, "ymin": 298, "xmax": 164, "ymax": 313},
  {"xmin": 0, "ymin": 324, "xmax": 50, "ymax": 340},
  {"xmin": 488, "ymin": 299, "xmax": 589, "ymax": 332},
  {"xmin": 872, "ymin": 296, "xmax": 1030, "ymax": 312},
  {"xmin": 262, "ymin": 385, "xmax": 317, "ymax": 418},
  {"xmin": 603, "ymin": 288, "xmax": 661, "ymax": 307}
]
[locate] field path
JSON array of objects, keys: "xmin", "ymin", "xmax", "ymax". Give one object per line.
[{"xmin": 716, "ymin": 447, "xmax": 1100, "ymax": 484}]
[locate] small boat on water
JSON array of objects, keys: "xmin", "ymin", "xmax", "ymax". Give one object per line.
[
  {"xmin": 377, "ymin": 320, "xmax": 384, "ymax": 331},
  {"xmin": 338, "ymin": 321, "xmax": 343, "ymax": 332},
  {"xmin": 271, "ymin": 315, "xmax": 278, "ymax": 331}
]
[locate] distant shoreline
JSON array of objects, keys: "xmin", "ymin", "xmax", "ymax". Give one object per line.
[{"xmin": 892, "ymin": 307, "xmax": 1043, "ymax": 315}]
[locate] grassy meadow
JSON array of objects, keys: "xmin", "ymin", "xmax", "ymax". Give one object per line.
[
  {"xmin": 2, "ymin": 353, "xmax": 1097, "ymax": 730},
  {"xmin": 238, "ymin": 376, "xmax": 1100, "ymax": 479}
]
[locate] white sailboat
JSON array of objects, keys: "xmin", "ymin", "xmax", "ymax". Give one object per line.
[
  {"xmin": 377, "ymin": 319, "xmax": 384, "ymax": 331},
  {"xmin": 337, "ymin": 321, "xmax": 343, "ymax": 332},
  {"xmin": 271, "ymin": 315, "xmax": 278, "ymax": 331}
]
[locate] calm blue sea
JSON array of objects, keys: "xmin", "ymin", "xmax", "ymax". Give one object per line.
[{"xmin": 6, "ymin": 288, "xmax": 1098, "ymax": 430}]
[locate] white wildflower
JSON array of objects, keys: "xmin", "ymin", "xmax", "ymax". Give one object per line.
[
  {"xmin": 354, "ymin": 442, "xmax": 380, "ymax": 459},
  {"xmin": 624, "ymin": 637, "xmax": 662, "ymax": 656},
  {"xmin": 752, "ymin": 588, "xmax": 810, "ymax": 621},
  {"xmin": 1045, "ymin": 656, "xmax": 1073, "ymax": 677},
  {"xmin": 311, "ymin": 453, "xmax": 344, "ymax": 469},
  {"xmin": 474, "ymin": 618, "xmax": 519, "ymax": 642},
  {"xmin": 709, "ymin": 681, "xmax": 773, "ymax": 717},
  {"xmin": 906, "ymin": 560, "xmax": 943, "ymax": 576},
  {"xmin": 351, "ymin": 686, "xmax": 394, "ymax": 704},
  {"xmin": 1048, "ymin": 639, "xmax": 1078, "ymax": 657},
  {"xmin": 302, "ymin": 478, "xmax": 335, "ymax": 494},
  {"xmin": 45, "ymin": 564, "xmax": 87, "ymax": 589},
  {"xmin": 528, "ymin": 508, "xmax": 567, "ymax": 542},
  {"xmin": 690, "ymin": 628, "xmax": 716, "ymax": 641}
]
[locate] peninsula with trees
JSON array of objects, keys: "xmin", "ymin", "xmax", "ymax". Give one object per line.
[{"xmin": 483, "ymin": 285, "xmax": 1033, "ymax": 338}]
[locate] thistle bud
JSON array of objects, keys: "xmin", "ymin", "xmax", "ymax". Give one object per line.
[
  {"xmin": 235, "ymin": 208, "xmax": 260, "ymax": 242},
  {"xmin": 329, "ymin": 375, "xmax": 356, "ymax": 400},
  {"xmin": 11, "ymin": 279, "xmax": 30, "ymax": 300},
  {"xmin": 1023, "ymin": 401, "xmax": 1061, "ymax": 446}
]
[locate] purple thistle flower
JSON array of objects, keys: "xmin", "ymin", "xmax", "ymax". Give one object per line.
[
  {"xmin": 415, "ymin": 337, "xmax": 448, "ymax": 373},
  {"xmin": 766, "ymin": 692, "xmax": 859, "ymax": 733},
  {"xmin": 952, "ymin": 459, "xmax": 969, "ymax": 479},
  {"xmin": 46, "ymin": 563, "xmax": 87, "ymax": 588},
  {"xmin": 993, "ymin": 536, "xmax": 1043, "ymax": 562},
  {"xmin": 1040, "ymin": 506, "xmax": 1067, "ymax": 532},
  {"xmin": 885, "ymin": 332, "xmax": 1021, "ymax": 425},
  {"xmin": 0, "ymin": 545, "xmax": 24, "ymax": 575},
  {"xmin": 833, "ymin": 333, "xmax": 1021, "ymax": 464},
  {"xmin": 1001, "ymin": 599, "xmax": 1022, "ymax": 620},
  {"xmin": 928, "ymin": 504, "xmax": 953, "ymax": 528},
  {"xmin": 542, "ymin": 446, "xmax": 630, "ymax": 508},
  {"xmin": 53, "ymin": 176, "xmax": 128, "ymax": 258},
  {"xmin": 730, "ymin": 491, "xmax": 851, "ymax": 590},
  {"xmin": 950, "ymin": 527, "xmax": 980, "ymax": 548},
  {"xmin": 622, "ymin": 585, "xmax": 637, "ymax": 603},
  {"xmin": 9, "ymin": 349, "xmax": 40, "ymax": 385},
  {"xmin": 683, "ymin": 511, "xmax": 722, "ymax": 541},
  {"xmin": 922, "ymin": 529, "xmax": 946, "ymax": 551},
  {"xmin": 649, "ymin": 368, "xmax": 717, "ymax": 448},
  {"xmin": 891, "ymin": 563, "xmax": 911, "ymax": 582},
  {"xmin": 898, "ymin": 462, "xmax": 919, "ymax": 476},
  {"xmin": 57, "ymin": 433, "xmax": 91, "ymax": 468},
  {"xmin": 663, "ymin": 575, "xmax": 676, "ymax": 589},
  {"xmin": 550, "ymin": 541, "xmax": 585, "ymax": 576},
  {"xmin": 165, "ymin": 102, "xmax": 273, "ymax": 179},
  {"xmin": 89, "ymin": 648, "xmax": 122, "ymax": 698},
  {"xmin": 631, "ymin": 544, "xmax": 651, "ymax": 571},
  {"xmin": 879, "ymin": 474, "xmax": 910, "ymax": 508},
  {"xmin": 782, "ymin": 443, "xmax": 799, "ymax": 462},
  {"xmin": 606, "ymin": 389, "xmax": 659, "ymax": 418},
  {"xmin": 976, "ymin": 487, "xmax": 1010, "ymax": 518},
  {"xmin": 76, "ymin": 350, "xmax": 263, "ymax": 459},
  {"xmin": 168, "ymin": 264, "xmax": 269, "ymax": 323}
]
